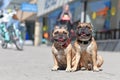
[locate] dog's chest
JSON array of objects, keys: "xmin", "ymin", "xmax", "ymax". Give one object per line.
[
  {"xmin": 55, "ymin": 49, "xmax": 66, "ymax": 59},
  {"xmin": 78, "ymin": 44, "xmax": 93, "ymax": 64},
  {"xmin": 79, "ymin": 43, "xmax": 93, "ymax": 54}
]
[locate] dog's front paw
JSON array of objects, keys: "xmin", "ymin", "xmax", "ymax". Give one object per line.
[
  {"xmin": 93, "ymin": 66, "xmax": 99, "ymax": 72},
  {"xmin": 66, "ymin": 68, "xmax": 72, "ymax": 72},
  {"xmin": 51, "ymin": 66, "xmax": 59, "ymax": 71},
  {"xmin": 71, "ymin": 67, "xmax": 77, "ymax": 72}
]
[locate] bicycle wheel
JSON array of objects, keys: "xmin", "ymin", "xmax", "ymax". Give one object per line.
[
  {"xmin": 1, "ymin": 41, "xmax": 7, "ymax": 49},
  {"xmin": 15, "ymin": 39, "xmax": 23, "ymax": 51}
]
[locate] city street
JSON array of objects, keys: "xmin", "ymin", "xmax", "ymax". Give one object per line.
[{"xmin": 0, "ymin": 45, "xmax": 120, "ymax": 80}]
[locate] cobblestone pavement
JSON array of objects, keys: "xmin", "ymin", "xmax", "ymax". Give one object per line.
[{"xmin": 0, "ymin": 45, "xmax": 120, "ymax": 80}]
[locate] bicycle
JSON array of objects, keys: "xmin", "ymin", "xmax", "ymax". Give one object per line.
[{"xmin": 0, "ymin": 22, "xmax": 24, "ymax": 50}]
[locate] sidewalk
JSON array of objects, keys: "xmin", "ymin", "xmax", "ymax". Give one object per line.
[{"xmin": 0, "ymin": 46, "xmax": 119, "ymax": 80}]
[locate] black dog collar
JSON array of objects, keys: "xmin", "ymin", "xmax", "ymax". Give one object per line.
[{"xmin": 77, "ymin": 38, "xmax": 92, "ymax": 45}]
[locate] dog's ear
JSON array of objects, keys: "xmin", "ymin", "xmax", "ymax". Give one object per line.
[
  {"xmin": 87, "ymin": 23, "xmax": 90, "ymax": 25},
  {"xmin": 88, "ymin": 23, "xmax": 94, "ymax": 31},
  {"xmin": 77, "ymin": 22, "xmax": 82, "ymax": 28},
  {"xmin": 88, "ymin": 23, "xmax": 92, "ymax": 27},
  {"xmin": 87, "ymin": 23, "xmax": 94, "ymax": 32},
  {"xmin": 61, "ymin": 25, "xmax": 68, "ymax": 30},
  {"xmin": 52, "ymin": 26, "xmax": 59, "ymax": 33},
  {"xmin": 54, "ymin": 26, "xmax": 59, "ymax": 30}
]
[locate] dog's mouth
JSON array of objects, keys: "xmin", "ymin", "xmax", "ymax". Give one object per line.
[
  {"xmin": 54, "ymin": 35, "xmax": 68, "ymax": 42},
  {"xmin": 53, "ymin": 30, "xmax": 69, "ymax": 42},
  {"xmin": 77, "ymin": 29, "xmax": 92, "ymax": 41},
  {"xmin": 55, "ymin": 37, "xmax": 67, "ymax": 42},
  {"xmin": 78, "ymin": 32, "xmax": 91, "ymax": 37}
]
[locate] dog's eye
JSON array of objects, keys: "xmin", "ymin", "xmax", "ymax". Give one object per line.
[
  {"xmin": 54, "ymin": 31, "xmax": 59, "ymax": 34},
  {"xmin": 78, "ymin": 26, "xmax": 82, "ymax": 29},
  {"xmin": 63, "ymin": 31, "xmax": 67, "ymax": 34},
  {"xmin": 86, "ymin": 26, "xmax": 90, "ymax": 29}
]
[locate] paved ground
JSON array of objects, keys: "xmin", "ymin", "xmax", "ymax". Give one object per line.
[{"xmin": 0, "ymin": 45, "xmax": 120, "ymax": 80}]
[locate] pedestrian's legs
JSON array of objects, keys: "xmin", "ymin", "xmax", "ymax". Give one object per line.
[{"xmin": 13, "ymin": 20, "xmax": 20, "ymax": 38}]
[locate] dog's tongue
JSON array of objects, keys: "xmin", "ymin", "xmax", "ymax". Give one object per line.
[
  {"xmin": 81, "ymin": 32, "xmax": 86, "ymax": 36},
  {"xmin": 59, "ymin": 38, "xmax": 64, "ymax": 42}
]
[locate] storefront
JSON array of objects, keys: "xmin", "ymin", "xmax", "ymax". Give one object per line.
[
  {"xmin": 37, "ymin": 0, "xmax": 76, "ymax": 44},
  {"xmin": 36, "ymin": 0, "xmax": 120, "ymax": 45}
]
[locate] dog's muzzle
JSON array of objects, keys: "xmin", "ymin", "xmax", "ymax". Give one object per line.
[
  {"xmin": 77, "ymin": 27, "xmax": 92, "ymax": 37},
  {"xmin": 53, "ymin": 34, "xmax": 68, "ymax": 42},
  {"xmin": 76, "ymin": 27, "xmax": 92, "ymax": 41}
]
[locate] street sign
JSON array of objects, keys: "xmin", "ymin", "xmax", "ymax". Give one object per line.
[{"xmin": 20, "ymin": 3, "xmax": 38, "ymax": 12}]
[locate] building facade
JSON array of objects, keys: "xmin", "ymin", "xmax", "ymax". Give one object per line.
[
  {"xmin": 9, "ymin": 0, "xmax": 120, "ymax": 46},
  {"xmin": 37, "ymin": 0, "xmax": 120, "ymax": 43}
]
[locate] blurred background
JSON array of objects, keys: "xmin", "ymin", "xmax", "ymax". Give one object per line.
[{"xmin": 0, "ymin": 0, "xmax": 120, "ymax": 51}]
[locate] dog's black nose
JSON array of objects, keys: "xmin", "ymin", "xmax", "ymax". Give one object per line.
[{"xmin": 77, "ymin": 28, "xmax": 83, "ymax": 35}]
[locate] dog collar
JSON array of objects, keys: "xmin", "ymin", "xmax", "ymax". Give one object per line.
[
  {"xmin": 77, "ymin": 38, "xmax": 92, "ymax": 45},
  {"xmin": 62, "ymin": 38, "xmax": 71, "ymax": 48}
]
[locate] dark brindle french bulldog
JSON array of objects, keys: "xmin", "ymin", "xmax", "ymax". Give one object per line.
[
  {"xmin": 72, "ymin": 23, "xmax": 104, "ymax": 72},
  {"xmin": 51, "ymin": 26, "xmax": 72, "ymax": 72}
]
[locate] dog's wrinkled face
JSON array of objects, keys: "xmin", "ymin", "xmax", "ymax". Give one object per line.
[
  {"xmin": 76, "ymin": 23, "xmax": 92, "ymax": 41},
  {"xmin": 52, "ymin": 26, "xmax": 69, "ymax": 43}
]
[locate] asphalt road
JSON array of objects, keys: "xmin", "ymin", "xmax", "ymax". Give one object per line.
[{"xmin": 0, "ymin": 45, "xmax": 120, "ymax": 80}]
